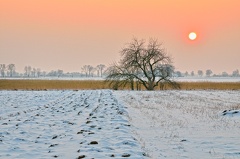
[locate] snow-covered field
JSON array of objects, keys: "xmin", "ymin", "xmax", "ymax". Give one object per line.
[
  {"xmin": 175, "ymin": 77, "xmax": 240, "ymax": 82},
  {"xmin": 1, "ymin": 90, "xmax": 240, "ymax": 159},
  {"xmin": 0, "ymin": 90, "xmax": 144, "ymax": 158},
  {"xmin": 116, "ymin": 90, "xmax": 240, "ymax": 159}
]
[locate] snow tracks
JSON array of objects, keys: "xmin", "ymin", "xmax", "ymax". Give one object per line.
[{"xmin": 0, "ymin": 90, "xmax": 145, "ymax": 159}]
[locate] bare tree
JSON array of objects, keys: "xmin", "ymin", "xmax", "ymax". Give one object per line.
[
  {"xmin": 24, "ymin": 66, "xmax": 28, "ymax": 77},
  {"xmin": 191, "ymin": 71, "xmax": 194, "ymax": 76},
  {"xmin": 81, "ymin": 65, "xmax": 95, "ymax": 77},
  {"xmin": 81, "ymin": 65, "xmax": 89, "ymax": 77},
  {"xmin": 57, "ymin": 69, "xmax": 63, "ymax": 77},
  {"xmin": 0, "ymin": 64, "xmax": 6, "ymax": 77},
  {"xmin": 222, "ymin": 71, "xmax": 228, "ymax": 77},
  {"xmin": 96, "ymin": 64, "xmax": 106, "ymax": 77},
  {"xmin": 37, "ymin": 68, "xmax": 41, "ymax": 77},
  {"xmin": 24, "ymin": 66, "xmax": 32, "ymax": 77},
  {"xmin": 232, "ymin": 69, "xmax": 239, "ymax": 77},
  {"xmin": 7, "ymin": 64, "xmax": 15, "ymax": 77},
  {"xmin": 88, "ymin": 66, "xmax": 94, "ymax": 77},
  {"xmin": 106, "ymin": 63, "xmax": 137, "ymax": 90},
  {"xmin": 42, "ymin": 71, "xmax": 46, "ymax": 77},
  {"xmin": 206, "ymin": 69, "xmax": 213, "ymax": 77},
  {"xmin": 175, "ymin": 71, "xmax": 182, "ymax": 77},
  {"xmin": 48, "ymin": 70, "xmax": 57, "ymax": 76},
  {"xmin": 105, "ymin": 38, "xmax": 179, "ymax": 90},
  {"xmin": 32, "ymin": 68, "xmax": 37, "ymax": 77},
  {"xmin": 197, "ymin": 70, "xmax": 203, "ymax": 77}
]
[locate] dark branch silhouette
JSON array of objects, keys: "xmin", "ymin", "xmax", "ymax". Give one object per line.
[{"xmin": 105, "ymin": 38, "xmax": 180, "ymax": 90}]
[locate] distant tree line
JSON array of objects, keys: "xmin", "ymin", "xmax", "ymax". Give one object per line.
[
  {"xmin": 81, "ymin": 64, "xmax": 106, "ymax": 77},
  {"xmin": 174, "ymin": 69, "xmax": 240, "ymax": 77},
  {"xmin": 0, "ymin": 64, "xmax": 107, "ymax": 78},
  {"xmin": 0, "ymin": 64, "xmax": 16, "ymax": 77},
  {"xmin": 0, "ymin": 63, "xmax": 239, "ymax": 78}
]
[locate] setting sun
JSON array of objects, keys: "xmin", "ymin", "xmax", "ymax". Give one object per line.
[{"xmin": 188, "ymin": 32, "xmax": 197, "ymax": 40}]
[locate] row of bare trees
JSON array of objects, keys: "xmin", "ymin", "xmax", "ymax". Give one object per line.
[
  {"xmin": 81, "ymin": 64, "xmax": 106, "ymax": 77},
  {"xmin": 1, "ymin": 62, "xmax": 239, "ymax": 79},
  {"xmin": 0, "ymin": 64, "xmax": 107, "ymax": 78},
  {"xmin": 176, "ymin": 69, "xmax": 240, "ymax": 77},
  {"xmin": 0, "ymin": 64, "xmax": 16, "ymax": 77},
  {"xmin": 24, "ymin": 66, "xmax": 42, "ymax": 77}
]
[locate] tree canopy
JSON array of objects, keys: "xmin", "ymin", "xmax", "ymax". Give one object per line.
[{"xmin": 105, "ymin": 38, "xmax": 179, "ymax": 90}]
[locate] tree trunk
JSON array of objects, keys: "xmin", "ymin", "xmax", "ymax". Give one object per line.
[
  {"xmin": 130, "ymin": 79, "xmax": 134, "ymax": 90},
  {"xmin": 147, "ymin": 81, "xmax": 155, "ymax": 90}
]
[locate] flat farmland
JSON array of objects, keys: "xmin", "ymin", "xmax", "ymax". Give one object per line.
[
  {"xmin": 0, "ymin": 90, "xmax": 240, "ymax": 159},
  {"xmin": 0, "ymin": 90, "xmax": 144, "ymax": 158},
  {"xmin": 116, "ymin": 90, "xmax": 240, "ymax": 158}
]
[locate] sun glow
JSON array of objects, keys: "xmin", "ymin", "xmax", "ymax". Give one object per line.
[{"xmin": 188, "ymin": 32, "xmax": 197, "ymax": 40}]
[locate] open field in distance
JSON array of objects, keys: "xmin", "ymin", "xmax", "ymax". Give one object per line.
[{"xmin": 0, "ymin": 79, "xmax": 240, "ymax": 90}]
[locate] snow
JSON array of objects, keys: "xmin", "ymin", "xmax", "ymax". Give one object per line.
[
  {"xmin": 175, "ymin": 77, "xmax": 240, "ymax": 82},
  {"xmin": 115, "ymin": 90, "xmax": 240, "ymax": 159},
  {"xmin": 222, "ymin": 110, "xmax": 240, "ymax": 117},
  {"xmin": 1, "ymin": 90, "xmax": 240, "ymax": 159},
  {"xmin": 0, "ymin": 90, "xmax": 145, "ymax": 158}
]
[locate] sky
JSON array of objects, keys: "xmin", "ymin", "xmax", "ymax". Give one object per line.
[{"xmin": 1, "ymin": 0, "xmax": 240, "ymax": 74}]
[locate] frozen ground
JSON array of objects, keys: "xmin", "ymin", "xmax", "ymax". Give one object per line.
[
  {"xmin": 115, "ymin": 90, "xmax": 240, "ymax": 159},
  {"xmin": 0, "ymin": 90, "xmax": 145, "ymax": 159},
  {"xmin": 0, "ymin": 90, "xmax": 240, "ymax": 159},
  {"xmin": 175, "ymin": 77, "xmax": 240, "ymax": 82}
]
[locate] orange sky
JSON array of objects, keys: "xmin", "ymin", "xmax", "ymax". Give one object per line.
[{"xmin": 1, "ymin": 0, "xmax": 240, "ymax": 74}]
